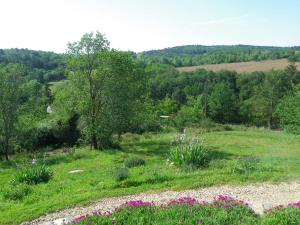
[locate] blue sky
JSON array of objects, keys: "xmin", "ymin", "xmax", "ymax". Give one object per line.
[{"xmin": 0, "ymin": 0, "xmax": 299, "ymax": 52}]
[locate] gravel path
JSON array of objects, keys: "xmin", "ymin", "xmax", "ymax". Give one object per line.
[{"xmin": 23, "ymin": 181, "xmax": 300, "ymax": 225}]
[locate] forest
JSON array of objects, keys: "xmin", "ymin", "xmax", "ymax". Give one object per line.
[{"xmin": 1, "ymin": 33, "xmax": 300, "ymax": 160}]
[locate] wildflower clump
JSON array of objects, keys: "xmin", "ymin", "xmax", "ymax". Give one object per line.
[
  {"xmin": 72, "ymin": 196, "xmax": 257, "ymax": 225},
  {"xmin": 168, "ymin": 133, "xmax": 210, "ymax": 169}
]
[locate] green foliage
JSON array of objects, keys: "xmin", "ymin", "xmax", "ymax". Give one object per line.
[
  {"xmin": 277, "ymin": 95, "xmax": 300, "ymax": 134},
  {"xmin": 233, "ymin": 156, "xmax": 261, "ymax": 174},
  {"xmin": 208, "ymin": 82, "xmax": 238, "ymax": 123},
  {"xmin": 67, "ymin": 32, "xmax": 148, "ymax": 149},
  {"xmin": 14, "ymin": 164, "xmax": 53, "ymax": 185},
  {"xmin": 2, "ymin": 184, "xmax": 32, "ymax": 201},
  {"xmin": 261, "ymin": 207, "xmax": 300, "ymax": 225},
  {"xmin": 0, "ymin": 64, "xmax": 25, "ymax": 160},
  {"xmin": 114, "ymin": 168, "xmax": 129, "ymax": 181},
  {"xmin": 0, "ymin": 48, "xmax": 65, "ymax": 82},
  {"xmin": 252, "ymin": 70, "xmax": 294, "ymax": 128},
  {"xmin": 124, "ymin": 157, "xmax": 145, "ymax": 168},
  {"xmin": 174, "ymin": 96, "xmax": 206, "ymax": 128},
  {"xmin": 169, "ymin": 138, "xmax": 210, "ymax": 168}
]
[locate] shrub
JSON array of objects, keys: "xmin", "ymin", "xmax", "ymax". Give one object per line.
[
  {"xmin": 169, "ymin": 139, "xmax": 210, "ymax": 168},
  {"xmin": 114, "ymin": 168, "xmax": 129, "ymax": 181},
  {"xmin": 233, "ymin": 156, "xmax": 260, "ymax": 174},
  {"xmin": 124, "ymin": 157, "xmax": 145, "ymax": 168},
  {"xmin": 14, "ymin": 164, "xmax": 53, "ymax": 185},
  {"xmin": 2, "ymin": 184, "xmax": 32, "ymax": 201}
]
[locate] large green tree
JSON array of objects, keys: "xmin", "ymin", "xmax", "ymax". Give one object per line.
[
  {"xmin": 276, "ymin": 83, "xmax": 300, "ymax": 134},
  {"xmin": 208, "ymin": 82, "xmax": 238, "ymax": 123},
  {"xmin": 0, "ymin": 64, "xmax": 24, "ymax": 160},
  {"xmin": 66, "ymin": 32, "xmax": 147, "ymax": 149},
  {"xmin": 253, "ymin": 70, "xmax": 293, "ymax": 128},
  {"xmin": 67, "ymin": 32, "xmax": 110, "ymax": 149}
]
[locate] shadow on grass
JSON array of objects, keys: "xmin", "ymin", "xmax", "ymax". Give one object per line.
[
  {"xmin": 208, "ymin": 149, "xmax": 234, "ymax": 161},
  {"xmin": 120, "ymin": 138, "xmax": 171, "ymax": 158},
  {"xmin": 0, "ymin": 160, "xmax": 18, "ymax": 169},
  {"xmin": 44, "ymin": 152, "xmax": 92, "ymax": 166}
]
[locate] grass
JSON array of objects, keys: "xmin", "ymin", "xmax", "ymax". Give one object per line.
[
  {"xmin": 0, "ymin": 127, "xmax": 300, "ymax": 224},
  {"xmin": 176, "ymin": 59, "xmax": 300, "ymax": 73}
]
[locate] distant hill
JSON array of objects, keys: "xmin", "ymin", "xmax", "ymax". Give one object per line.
[
  {"xmin": 0, "ymin": 48, "xmax": 66, "ymax": 82},
  {"xmin": 139, "ymin": 45, "xmax": 300, "ymax": 67}
]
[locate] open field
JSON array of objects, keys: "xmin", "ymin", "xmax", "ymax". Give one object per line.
[
  {"xmin": 1, "ymin": 127, "xmax": 300, "ymax": 224},
  {"xmin": 176, "ymin": 59, "xmax": 300, "ymax": 73}
]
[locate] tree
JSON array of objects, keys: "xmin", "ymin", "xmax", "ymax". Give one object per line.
[
  {"xmin": 101, "ymin": 51, "xmax": 148, "ymax": 139},
  {"xmin": 67, "ymin": 32, "xmax": 148, "ymax": 149},
  {"xmin": 208, "ymin": 82, "xmax": 237, "ymax": 123},
  {"xmin": 174, "ymin": 95, "xmax": 205, "ymax": 128},
  {"xmin": 276, "ymin": 83, "xmax": 300, "ymax": 134},
  {"xmin": 254, "ymin": 70, "xmax": 293, "ymax": 128},
  {"xmin": 277, "ymin": 95, "xmax": 300, "ymax": 134},
  {"xmin": 67, "ymin": 32, "xmax": 110, "ymax": 149},
  {"xmin": 0, "ymin": 64, "xmax": 24, "ymax": 160}
]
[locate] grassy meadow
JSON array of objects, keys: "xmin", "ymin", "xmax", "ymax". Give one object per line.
[{"xmin": 0, "ymin": 127, "xmax": 300, "ymax": 224}]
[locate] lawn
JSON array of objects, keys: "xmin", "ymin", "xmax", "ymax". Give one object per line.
[{"xmin": 0, "ymin": 127, "xmax": 300, "ymax": 224}]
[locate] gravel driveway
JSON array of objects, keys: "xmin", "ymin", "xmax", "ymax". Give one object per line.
[{"xmin": 22, "ymin": 181, "xmax": 300, "ymax": 225}]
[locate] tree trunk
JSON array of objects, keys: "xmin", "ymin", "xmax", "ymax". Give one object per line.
[
  {"xmin": 5, "ymin": 150, "xmax": 9, "ymax": 161},
  {"xmin": 91, "ymin": 132, "xmax": 98, "ymax": 149},
  {"xmin": 4, "ymin": 144, "xmax": 9, "ymax": 161},
  {"xmin": 4, "ymin": 137, "xmax": 9, "ymax": 161}
]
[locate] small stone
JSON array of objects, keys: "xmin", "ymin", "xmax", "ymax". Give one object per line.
[
  {"xmin": 68, "ymin": 170, "xmax": 83, "ymax": 174},
  {"xmin": 43, "ymin": 222, "xmax": 55, "ymax": 225}
]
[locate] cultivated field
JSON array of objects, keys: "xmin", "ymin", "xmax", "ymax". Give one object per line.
[{"xmin": 176, "ymin": 59, "xmax": 300, "ymax": 73}]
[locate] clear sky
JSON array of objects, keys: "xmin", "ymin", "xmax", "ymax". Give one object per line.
[{"xmin": 0, "ymin": 0, "xmax": 299, "ymax": 53}]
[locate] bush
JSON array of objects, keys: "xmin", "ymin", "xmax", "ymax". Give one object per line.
[
  {"xmin": 2, "ymin": 184, "xmax": 32, "ymax": 201},
  {"xmin": 233, "ymin": 156, "xmax": 261, "ymax": 174},
  {"xmin": 124, "ymin": 157, "xmax": 146, "ymax": 168},
  {"xmin": 114, "ymin": 168, "xmax": 129, "ymax": 181},
  {"xmin": 169, "ymin": 140, "xmax": 210, "ymax": 169},
  {"xmin": 14, "ymin": 164, "xmax": 53, "ymax": 185}
]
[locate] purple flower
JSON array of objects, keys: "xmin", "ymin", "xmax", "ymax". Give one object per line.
[
  {"xmin": 168, "ymin": 197, "xmax": 198, "ymax": 206},
  {"xmin": 288, "ymin": 202, "xmax": 300, "ymax": 208},
  {"xmin": 121, "ymin": 200, "xmax": 154, "ymax": 208}
]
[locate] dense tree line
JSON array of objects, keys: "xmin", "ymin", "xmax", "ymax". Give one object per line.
[
  {"xmin": 140, "ymin": 45, "xmax": 300, "ymax": 67},
  {"xmin": 147, "ymin": 63, "xmax": 300, "ymax": 130},
  {"xmin": 0, "ymin": 49, "xmax": 66, "ymax": 82}
]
